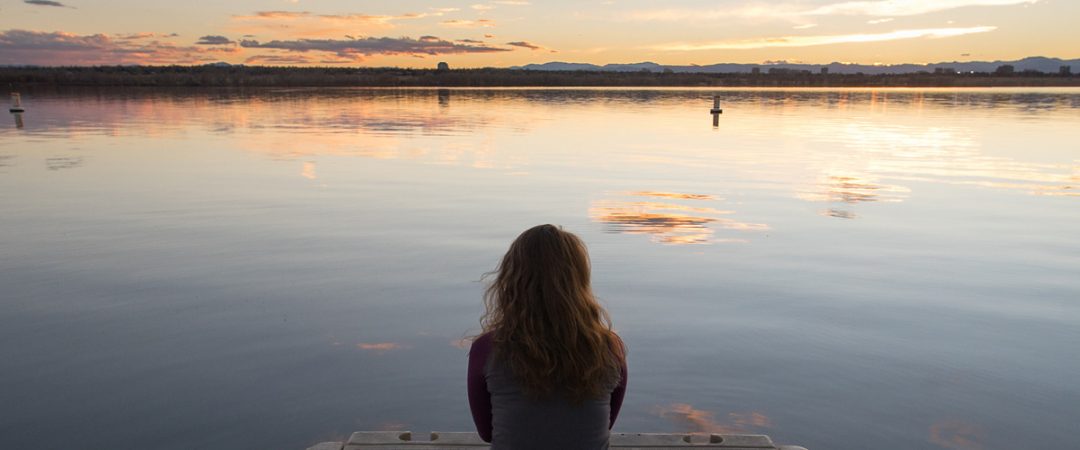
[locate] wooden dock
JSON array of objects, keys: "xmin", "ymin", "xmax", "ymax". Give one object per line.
[{"xmin": 307, "ymin": 431, "xmax": 808, "ymax": 450}]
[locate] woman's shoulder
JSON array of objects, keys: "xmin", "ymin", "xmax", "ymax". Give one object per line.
[{"xmin": 469, "ymin": 331, "xmax": 495, "ymax": 353}]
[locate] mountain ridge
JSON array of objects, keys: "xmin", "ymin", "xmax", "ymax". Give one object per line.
[{"xmin": 515, "ymin": 57, "xmax": 1079, "ymax": 75}]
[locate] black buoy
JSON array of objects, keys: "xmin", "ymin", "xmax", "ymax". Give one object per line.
[
  {"xmin": 9, "ymin": 92, "xmax": 25, "ymax": 113},
  {"xmin": 710, "ymin": 96, "xmax": 722, "ymax": 114}
]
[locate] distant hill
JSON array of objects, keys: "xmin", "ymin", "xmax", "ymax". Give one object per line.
[{"xmin": 516, "ymin": 57, "xmax": 1080, "ymax": 75}]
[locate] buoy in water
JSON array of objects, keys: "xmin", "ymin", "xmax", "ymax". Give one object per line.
[
  {"xmin": 10, "ymin": 92, "xmax": 25, "ymax": 113},
  {"xmin": 710, "ymin": 96, "xmax": 722, "ymax": 114}
]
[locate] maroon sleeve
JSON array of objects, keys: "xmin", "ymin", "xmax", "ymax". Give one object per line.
[
  {"xmin": 467, "ymin": 333, "xmax": 494, "ymax": 442},
  {"xmin": 609, "ymin": 358, "xmax": 628, "ymax": 429}
]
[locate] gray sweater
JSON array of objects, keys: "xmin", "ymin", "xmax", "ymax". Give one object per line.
[{"xmin": 468, "ymin": 333, "xmax": 628, "ymax": 450}]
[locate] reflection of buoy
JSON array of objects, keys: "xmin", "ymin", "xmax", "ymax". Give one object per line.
[
  {"xmin": 710, "ymin": 96, "xmax": 722, "ymax": 114},
  {"xmin": 9, "ymin": 92, "xmax": 25, "ymax": 113}
]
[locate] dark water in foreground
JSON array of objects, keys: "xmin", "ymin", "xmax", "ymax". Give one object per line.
[{"xmin": 1, "ymin": 88, "xmax": 1078, "ymax": 450}]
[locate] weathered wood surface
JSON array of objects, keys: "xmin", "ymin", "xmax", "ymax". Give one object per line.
[{"xmin": 307, "ymin": 431, "xmax": 807, "ymax": 450}]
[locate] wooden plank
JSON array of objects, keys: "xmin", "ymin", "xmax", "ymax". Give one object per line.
[
  {"xmin": 609, "ymin": 433, "xmax": 775, "ymax": 448},
  {"xmin": 337, "ymin": 431, "xmax": 797, "ymax": 449},
  {"xmin": 708, "ymin": 434, "xmax": 776, "ymax": 448},
  {"xmin": 429, "ymin": 432, "xmax": 489, "ymax": 445},
  {"xmin": 347, "ymin": 431, "xmax": 413, "ymax": 445}
]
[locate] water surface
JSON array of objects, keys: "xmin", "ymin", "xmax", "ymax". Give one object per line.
[{"xmin": 1, "ymin": 87, "xmax": 1078, "ymax": 450}]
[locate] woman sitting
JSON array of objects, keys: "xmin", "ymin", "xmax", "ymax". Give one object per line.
[{"xmin": 468, "ymin": 224, "xmax": 628, "ymax": 449}]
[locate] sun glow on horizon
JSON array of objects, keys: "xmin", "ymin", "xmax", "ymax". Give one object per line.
[{"xmin": 0, "ymin": 0, "xmax": 1074, "ymax": 67}]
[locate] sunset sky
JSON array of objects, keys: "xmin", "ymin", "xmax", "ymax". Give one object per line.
[{"xmin": 1, "ymin": 0, "xmax": 1076, "ymax": 67}]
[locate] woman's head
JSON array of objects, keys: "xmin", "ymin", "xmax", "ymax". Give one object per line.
[{"xmin": 481, "ymin": 224, "xmax": 624, "ymax": 403}]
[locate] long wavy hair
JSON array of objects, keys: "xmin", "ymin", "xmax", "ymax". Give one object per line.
[{"xmin": 480, "ymin": 224, "xmax": 625, "ymax": 403}]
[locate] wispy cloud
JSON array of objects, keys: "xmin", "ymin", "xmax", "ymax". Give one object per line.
[
  {"xmin": 195, "ymin": 35, "xmax": 235, "ymax": 45},
  {"xmin": 0, "ymin": 29, "xmax": 237, "ymax": 65},
  {"xmin": 24, "ymin": 0, "xmax": 72, "ymax": 7},
  {"xmin": 244, "ymin": 53, "xmax": 313, "ymax": 65},
  {"xmin": 506, "ymin": 41, "xmax": 540, "ymax": 50},
  {"xmin": 806, "ymin": 0, "xmax": 1037, "ymax": 16},
  {"xmin": 239, "ymin": 35, "xmax": 509, "ymax": 61},
  {"xmin": 654, "ymin": 26, "xmax": 997, "ymax": 51},
  {"xmin": 114, "ymin": 32, "xmax": 159, "ymax": 40},
  {"xmin": 440, "ymin": 19, "xmax": 496, "ymax": 28},
  {"xmin": 627, "ymin": 0, "xmax": 1036, "ymax": 21},
  {"xmin": 230, "ymin": 10, "xmax": 429, "ymax": 38}
]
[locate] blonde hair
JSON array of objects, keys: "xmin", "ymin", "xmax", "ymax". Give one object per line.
[{"xmin": 480, "ymin": 224, "xmax": 624, "ymax": 403}]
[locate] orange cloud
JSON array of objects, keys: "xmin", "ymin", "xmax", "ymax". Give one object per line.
[
  {"xmin": 655, "ymin": 26, "xmax": 997, "ymax": 51},
  {"xmin": 229, "ymin": 10, "xmax": 429, "ymax": 39},
  {"xmin": 441, "ymin": 19, "xmax": 496, "ymax": 28},
  {"xmin": 238, "ymin": 36, "xmax": 509, "ymax": 61},
  {"xmin": 506, "ymin": 41, "xmax": 541, "ymax": 50},
  {"xmin": 0, "ymin": 29, "xmax": 238, "ymax": 65}
]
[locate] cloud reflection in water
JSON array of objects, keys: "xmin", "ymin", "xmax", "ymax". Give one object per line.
[
  {"xmin": 928, "ymin": 419, "xmax": 984, "ymax": 450},
  {"xmin": 797, "ymin": 173, "xmax": 911, "ymax": 219},
  {"xmin": 589, "ymin": 192, "xmax": 768, "ymax": 245},
  {"xmin": 655, "ymin": 403, "xmax": 771, "ymax": 434},
  {"xmin": 45, "ymin": 156, "xmax": 83, "ymax": 171},
  {"xmin": 356, "ymin": 342, "xmax": 407, "ymax": 354}
]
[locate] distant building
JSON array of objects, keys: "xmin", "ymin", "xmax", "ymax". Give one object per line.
[
  {"xmin": 994, "ymin": 64, "xmax": 1015, "ymax": 75},
  {"xmin": 1061, "ymin": 65, "xmax": 1073, "ymax": 75},
  {"xmin": 934, "ymin": 67, "xmax": 957, "ymax": 75},
  {"xmin": 820, "ymin": 67, "xmax": 829, "ymax": 75},
  {"xmin": 751, "ymin": 67, "xmax": 761, "ymax": 75},
  {"xmin": 437, "ymin": 62, "xmax": 450, "ymax": 72}
]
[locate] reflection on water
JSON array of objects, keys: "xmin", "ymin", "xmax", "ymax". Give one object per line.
[
  {"xmin": 301, "ymin": 161, "xmax": 317, "ymax": 180},
  {"xmin": 787, "ymin": 120, "xmax": 1078, "ymax": 206},
  {"xmin": 356, "ymin": 343, "xmax": 407, "ymax": 353},
  {"xmin": 1, "ymin": 88, "xmax": 1078, "ymax": 450},
  {"xmin": 11, "ymin": 112, "xmax": 23, "ymax": 129},
  {"xmin": 631, "ymin": 191, "xmax": 714, "ymax": 201},
  {"xmin": 44, "ymin": 156, "xmax": 83, "ymax": 171},
  {"xmin": 655, "ymin": 404, "xmax": 771, "ymax": 434},
  {"xmin": 798, "ymin": 175, "xmax": 910, "ymax": 204},
  {"xmin": 797, "ymin": 174, "xmax": 910, "ymax": 219},
  {"xmin": 822, "ymin": 208, "xmax": 858, "ymax": 219},
  {"xmin": 378, "ymin": 422, "xmax": 409, "ymax": 432},
  {"xmin": 438, "ymin": 89, "xmax": 450, "ymax": 108},
  {"xmin": 589, "ymin": 192, "xmax": 768, "ymax": 245},
  {"xmin": 929, "ymin": 419, "xmax": 984, "ymax": 450}
]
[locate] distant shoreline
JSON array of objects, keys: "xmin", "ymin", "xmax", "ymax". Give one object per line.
[{"xmin": 3, "ymin": 66, "xmax": 1078, "ymax": 88}]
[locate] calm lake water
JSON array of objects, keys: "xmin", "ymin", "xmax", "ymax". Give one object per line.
[{"xmin": 1, "ymin": 87, "xmax": 1078, "ymax": 450}]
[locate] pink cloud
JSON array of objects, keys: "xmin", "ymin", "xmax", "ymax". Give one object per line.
[{"xmin": 0, "ymin": 29, "xmax": 238, "ymax": 65}]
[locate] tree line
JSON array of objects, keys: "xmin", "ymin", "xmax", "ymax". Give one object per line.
[{"xmin": 2, "ymin": 65, "xmax": 1078, "ymax": 88}]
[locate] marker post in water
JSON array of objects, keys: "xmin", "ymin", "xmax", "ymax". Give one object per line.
[
  {"xmin": 10, "ymin": 92, "xmax": 25, "ymax": 113},
  {"xmin": 710, "ymin": 96, "xmax": 723, "ymax": 127}
]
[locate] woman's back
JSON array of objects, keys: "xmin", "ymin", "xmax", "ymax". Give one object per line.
[
  {"xmin": 467, "ymin": 224, "xmax": 628, "ymax": 449},
  {"xmin": 469, "ymin": 332, "xmax": 626, "ymax": 450}
]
